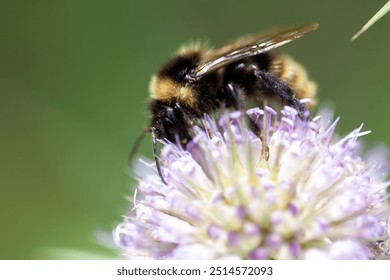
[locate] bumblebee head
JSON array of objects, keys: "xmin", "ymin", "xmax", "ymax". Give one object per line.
[{"xmin": 148, "ymin": 99, "xmax": 193, "ymax": 145}]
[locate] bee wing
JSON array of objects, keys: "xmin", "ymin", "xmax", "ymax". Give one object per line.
[{"xmin": 192, "ymin": 22, "xmax": 318, "ymax": 80}]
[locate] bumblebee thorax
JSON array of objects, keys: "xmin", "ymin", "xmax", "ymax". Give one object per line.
[{"xmin": 149, "ymin": 76, "xmax": 197, "ymax": 107}]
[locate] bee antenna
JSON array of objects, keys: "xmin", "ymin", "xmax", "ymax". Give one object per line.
[
  {"xmin": 151, "ymin": 127, "xmax": 168, "ymax": 185},
  {"xmin": 128, "ymin": 127, "xmax": 151, "ymax": 167}
]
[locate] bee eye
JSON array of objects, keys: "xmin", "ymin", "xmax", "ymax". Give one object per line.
[
  {"xmin": 162, "ymin": 108, "xmax": 178, "ymax": 133},
  {"xmin": 164, "ymin": 107, "xmax": 175, "ymax": 120}
]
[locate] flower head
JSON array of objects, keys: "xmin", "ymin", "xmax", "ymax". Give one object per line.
[{"xmin": 114, "ymin": 107, "xmax": 390, "ymax": 259}]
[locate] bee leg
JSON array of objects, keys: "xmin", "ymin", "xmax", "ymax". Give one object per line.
[
  {"xmin": 255, "ymin": 70, "xmax": 308, "ymax": 119},
  {"xmin": 151, "ymin": 127, "xmax": 168, "ymax": 185},
  {"xmin": 226, "ymin": 83, "xmax": 261, "ymax": 137}
]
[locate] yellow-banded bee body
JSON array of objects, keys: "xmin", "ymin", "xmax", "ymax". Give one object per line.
[
  {"xmin": 148, "ymin": 23, "xmax": 318, "ymax": 145},
  {"xmin": 142, "ymin": 23, "xmax": 318, "ymax": 183}
]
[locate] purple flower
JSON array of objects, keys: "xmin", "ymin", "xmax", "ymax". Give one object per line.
[{"xmin": 114, "ymin": 106, "xmax": 390, "ymax": 259}]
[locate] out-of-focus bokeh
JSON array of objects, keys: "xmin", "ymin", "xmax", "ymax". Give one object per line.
[{"xmin": 1, "ymin": 0, "xmax": 389, "ymax": 259}]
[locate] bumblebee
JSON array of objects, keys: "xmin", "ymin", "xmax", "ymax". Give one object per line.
[{"xmin": 143, "ymin": 22, "xmax": 318, "ymax": 183}]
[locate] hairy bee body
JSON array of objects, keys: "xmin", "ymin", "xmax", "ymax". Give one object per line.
[
  {"xmin": 149, "ymin": 40, "xmax": 317, "ymax": 144},
  {"xmin": 142, "ymin": 23, "xmax": 319, "ymax": 183}
]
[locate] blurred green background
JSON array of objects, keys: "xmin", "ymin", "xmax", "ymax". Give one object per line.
[{"xmin": 1, "ymin": 0, "xmax": 389, "ymax": 259}]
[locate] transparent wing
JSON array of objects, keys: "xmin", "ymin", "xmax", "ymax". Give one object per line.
[{"xmin": 192, "ymin": 22, "xmax": 318, "ymax": 80}]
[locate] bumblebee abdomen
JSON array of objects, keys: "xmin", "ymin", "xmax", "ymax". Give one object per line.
[{"xmin": 268, "ymin": 54, "xmax": 317, "ymax": 107}]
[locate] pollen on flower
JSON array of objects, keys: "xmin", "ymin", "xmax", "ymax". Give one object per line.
[{"xmin": 114, "ymin": 106, "xmax": 390, "ymax": 260}]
